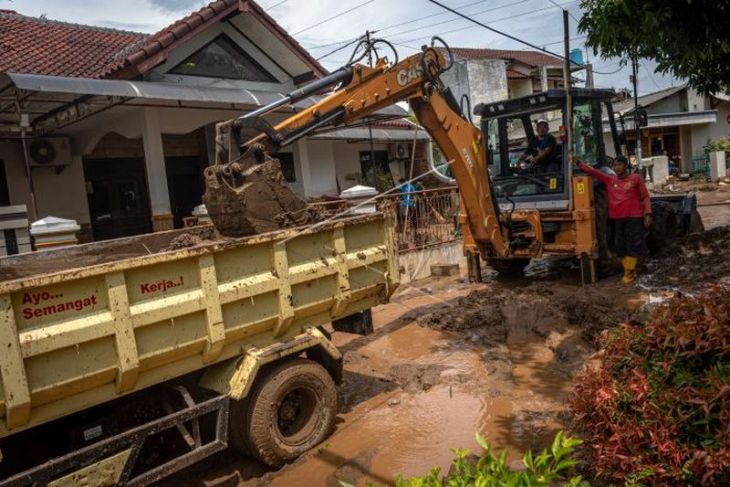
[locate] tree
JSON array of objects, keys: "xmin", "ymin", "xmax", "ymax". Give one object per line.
[{"xmin": 578, "ymin": 0, "xmax": 730, "ymax": 94}]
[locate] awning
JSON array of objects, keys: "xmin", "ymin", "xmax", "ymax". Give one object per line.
[
  {"xmin": 602, "ymin": 110, "xmax": 718, "ymax": 133},
  {"xmin": 0, "ymin": 72, "xmax": 407, "ymax": 136}
]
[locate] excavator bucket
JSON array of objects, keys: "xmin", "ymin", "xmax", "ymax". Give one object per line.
[{"xmin": 203, "ymin": 154, "xmax": 319, "ymax": 237}]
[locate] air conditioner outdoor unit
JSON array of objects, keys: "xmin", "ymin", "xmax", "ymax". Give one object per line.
[
  {"xmin": 28, "ymin": 137, "xmax": 72, "ymax": 167},
  {"xmin": 390, "ymin": 142, "xmax": 411, "ymax": 160}
]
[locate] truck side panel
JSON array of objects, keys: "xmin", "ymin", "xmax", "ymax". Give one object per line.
[{"xmin": 0, "ymin": 215, "xmax": 399, "ymax": 437}]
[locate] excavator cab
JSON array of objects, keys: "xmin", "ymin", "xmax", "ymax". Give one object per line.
[{"xmin": 475, "ymin": 88, "xmax": 621, "ymax": 210}]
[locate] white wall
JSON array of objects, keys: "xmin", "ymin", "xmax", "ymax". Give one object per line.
[
  {"xmin": 331, "ymin": 141, "xmax": 389, "ymax": 191},
  {"xmin": 691, "ymin": 102, "xmax": 730, "ymax": 156},
  {"xmin": 509, "ymin": 78, "xmax": 533, "ymax": 98},
  {"xmin": 303, "ymin": 140, "xmax": 338, "ymax": 196},
  {"xmin": 0, "ymin": 140, "xmax": 90, "ymax": 224}
]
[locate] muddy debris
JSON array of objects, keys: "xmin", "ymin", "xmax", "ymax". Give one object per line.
[
  {"xmin": 643, "ymin": 225, "xmax": 730, "ymax": 290},
  {"xmin": 164, "ymin": 225, "xmax": 218, "ymax": 251},
  {"xmin": 388, "ymin": 364, "xmax": 450, "ymax": 392},
  {"xmin": 418, "ymin": 285, "xmax": 630, "ymax": 348}
]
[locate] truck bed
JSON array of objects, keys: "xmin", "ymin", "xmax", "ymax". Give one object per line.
[
  {"xmin": 0, "ymin": 213, "xmax": 399, "ymax": 437},
  {"xmin": 0, "ymin": 226, "xmax": 223, "ymax": 282}
]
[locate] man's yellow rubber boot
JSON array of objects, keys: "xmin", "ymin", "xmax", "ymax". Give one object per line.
[{"xmin": 621, "ymin": 256, "xmax": 638, "ymax": 285}]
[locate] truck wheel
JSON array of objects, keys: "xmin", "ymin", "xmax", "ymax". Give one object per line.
[
  {"xmin": 647, "ymin": 201, "xmax": 677, "ymax": 254},
  {"xmin": 487, "ymin": 258, "xmax": 530, "ymax": 276},
  {"xmin": 230, "ymin": 358, "xmax": 337, "ymax": 468}
]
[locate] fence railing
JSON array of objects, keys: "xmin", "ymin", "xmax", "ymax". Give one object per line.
[{"xmin": 376, "ymin": 186, "xmax": 461, "ymax": 251}]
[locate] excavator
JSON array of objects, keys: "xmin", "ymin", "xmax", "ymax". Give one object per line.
[{"xmin": 205, "ymin": 37, "xmax": 694, "ymax": 284}]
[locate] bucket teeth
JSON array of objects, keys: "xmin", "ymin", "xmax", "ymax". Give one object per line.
[{"xmin": 204, "ymin": 154, "xmax": 314, "ymax": 237}]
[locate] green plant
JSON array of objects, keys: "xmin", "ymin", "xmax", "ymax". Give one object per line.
[
  {"xmin": 341, "ymin": 431, "xmax": 588, "ymax": 487},
  {"xmin": 578, "ymin": 0, "xmax": 730, "ymax": 94},
  {"xmin": 704, "ymin": 137, "xmax": 730, "ymax": 154},
  {"xmin": 571, "ymin": 286, "xmax": 730, "ymax": 486}
]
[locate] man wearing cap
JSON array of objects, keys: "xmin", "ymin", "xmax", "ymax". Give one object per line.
[
  {"xmin": 518, "ymin": 119, "xmax": 560, "ymax": 173},
  {"xmin": 577, "ymin": 156, "xmax": 652, "ymax": 284}
]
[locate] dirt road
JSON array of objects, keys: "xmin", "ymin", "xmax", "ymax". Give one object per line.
[
  {"xmin": 160, "ymin": 192, "xmax": 730, "ymax": 487},
  {"xmin": 159, "ymin": 266, "xmax": 652, "ymax": 487}
]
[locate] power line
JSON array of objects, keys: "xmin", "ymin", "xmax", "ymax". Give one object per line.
[
  {"xmin": 302, "ymin": 0, "xmax": 492, "ymax": 50},
  {"xmin": 427, "ymin": 0, "xmax": 571, "ymax": 58},
  {"xmin": 292, "ymin": 0, "xmax": 376, "ymax": 36},
  {"xmin": 316, "ymin": 35, "xmax": 365, "ymax": 61},
  {"xmin": 546, "ymin": 0, "xmax": 579, "ymax": 22},
  {"xmin": 314, "ymin": 0, "xmax": 532, "ymax": 62},
  {"xmin": 393, "ymin": 1, "xmax": 577, "ymax": 46},
  {"xmin": 376, "ymin": 0, "xmax": 531, "ymax": 41},
  {"xmin": 641, "ymin": 63, "xmax": 661, "ymax": 90}
]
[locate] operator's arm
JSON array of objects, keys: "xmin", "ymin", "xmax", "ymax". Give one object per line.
[
  {"xmin": 532, "ymin": 135, "xmax": 556, "ymax": 164},
  {"xmin": 577, "ymin": 161, "xmax": 613, "ymax": 186},
  {"xmin": 519, "ymin": 138, "xmax": 536, "ymax": 161}
]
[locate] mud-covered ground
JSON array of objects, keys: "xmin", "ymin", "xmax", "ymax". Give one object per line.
[{"xmin": 156, "ymin": 191, "xmax": 730, "ymax": 487}]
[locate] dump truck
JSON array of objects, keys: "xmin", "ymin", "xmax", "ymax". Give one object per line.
[{"xmin": 0, "ymin": 214, "xmax": 398, "ymax": 485}]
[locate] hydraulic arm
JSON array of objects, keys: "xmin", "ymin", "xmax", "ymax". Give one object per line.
[{"xmin": 207, "ymin": 37, "xmax": 536, "ymax": 259}]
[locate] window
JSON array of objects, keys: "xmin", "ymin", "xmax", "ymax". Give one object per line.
[
  {"xmin": 170, "ymin": 35, "xmax": 277, "ymax": 82},
  {"xmin": 359, "ymin": 151, "xmax": 394, "ymax": 191},
  {"xmin": 277, "ymin": 152, "xmax": 296, "ymax": 183},
  {"xmin": 573, "ymin": 102, "xmax": 601, "ymax": 165}
]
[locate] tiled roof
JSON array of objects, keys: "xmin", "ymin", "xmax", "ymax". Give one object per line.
[
  {"xmin": 104, "ymin": 0, "xmax": 326, "ymax": 79},
  {"xmin": 612, "ymin": 85, "xmax": 687, "ymax": 115},
  {"xmin": 0, "ymin": 1, "xmax": 327, "ymax": 80},
  {"xmin": 0, "ymin": 10, "xmax": 145, "ymax": 78},
  {"xmin": 450, "ymin": 47, "xmax": 562, "ymax": 67}
]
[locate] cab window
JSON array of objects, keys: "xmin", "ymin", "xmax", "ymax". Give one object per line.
[{"xmin": 573, "ymin": 101, "xmax": 601, "ymax": 165}]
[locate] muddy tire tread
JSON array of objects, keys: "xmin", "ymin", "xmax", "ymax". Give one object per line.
[{"xmin": 235, "ymin": 358, "xmax": 337, "ymax": 468}]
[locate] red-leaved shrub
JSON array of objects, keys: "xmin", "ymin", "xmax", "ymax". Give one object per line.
[{"xmin": 570, "ymin": 285, "xmax": 729, "ymax": 486}]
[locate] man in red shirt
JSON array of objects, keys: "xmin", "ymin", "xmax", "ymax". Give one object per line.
[{"xmin": 577, "ymin": 156, "xmax": 652, "ymax": 284}]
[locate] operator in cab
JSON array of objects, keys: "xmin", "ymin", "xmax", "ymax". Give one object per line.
[
  {"xmin": 517, "ymin": 119, "xmax": 560, "ymax": 173},
  {"xmin": 577, "ymin": 156, "xmax": 652, "ymax": 285}
]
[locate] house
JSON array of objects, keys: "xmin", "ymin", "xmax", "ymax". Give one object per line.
[
  {"xmin": 604, "ymin": 85, "xmax": 730, "ymax": 172},
  {"xmin": 440, "ymin": 47, "xmax": 567, "ymax": 109},
  {"xmin": 0, "ymin": 1, "xmax": 429, "ymax": 242}
]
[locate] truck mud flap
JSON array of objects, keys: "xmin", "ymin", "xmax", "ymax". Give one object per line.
[
  {"xmin": 0, "ymin": 387, "xmax": 228, "ymax": 487},
  {"xmin": 332, "ymin": 309, "xmax": 374, "ymax": 336}
]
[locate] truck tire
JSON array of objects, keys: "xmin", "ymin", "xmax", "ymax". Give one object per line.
[
  {"xmin": 487, "ymin": 258, "xmax": 530, "ymax": 276},
  {"xmin": 647, "ymin": 201, "xmax": 677, "ymax": 254},
  {"xmin": 230, "ymin": 358, "xmax": 337, "ymax": 468}
]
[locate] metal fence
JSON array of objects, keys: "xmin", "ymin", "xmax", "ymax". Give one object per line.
[{"xmin": 377, "ymin": 186, "xmax": 461, "ymax": 251}]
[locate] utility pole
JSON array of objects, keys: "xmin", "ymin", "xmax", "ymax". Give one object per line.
[
  {"xmin": 585, "ymin": 63, "xmax": 594, "ymax": 88},
  {"xmin": 631, "ymin": 54, "xmax": 642, "ymax": 165},
  {"xmin": 562, "ymin": 10, "xmax": 573, "ymax": 169}
]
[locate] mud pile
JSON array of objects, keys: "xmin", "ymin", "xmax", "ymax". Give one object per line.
[
  {"xmin": 643, "ymin": 225, "xmax": 730, "ymax": 290},
  {"xmin": 164, "ymin": 225, "xmax": 218, "ymax": 251},
  {"xmin": 419, "ymin": 285, "xmax": 629, "ymax": 347},
  {"xmin": 204, "ymin": 156, "xmax": 325, "ymax": 237}
]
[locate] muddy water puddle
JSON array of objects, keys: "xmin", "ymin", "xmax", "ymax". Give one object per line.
[
  {"xmin": 263, "ymin": 281, "xmax": 590, "ymax": 486},
  {"xmin": 163, "ymin": 275, "xmax": 645, "ymax": 487}
]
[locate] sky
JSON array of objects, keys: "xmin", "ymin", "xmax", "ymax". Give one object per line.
[{"xmin": 2, "ymin": 0, "xmax": 680, "ymax": 95}]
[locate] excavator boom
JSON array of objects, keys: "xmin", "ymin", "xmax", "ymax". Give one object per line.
[{"xmin": 206, "ymin": 38, "xmax": 516, "ymax": 258}]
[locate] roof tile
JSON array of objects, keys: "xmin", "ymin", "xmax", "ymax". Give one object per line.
[
  {"xmin": 451, "ymin": 47, "xmax": 562, "ymax": 67},
  {"xmin": 0, "ymin": 0, "xmax": 327, "ymax": 80},
  {"xmin": 0, "ymin": 11, "xmax": 145, "ymax": 78}
]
